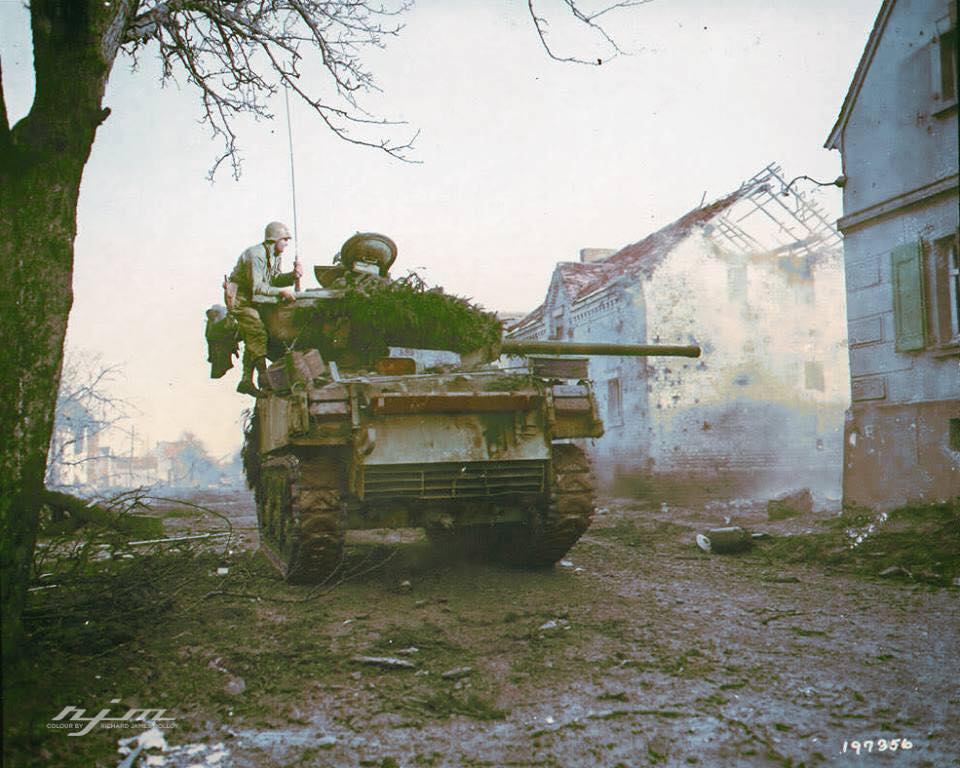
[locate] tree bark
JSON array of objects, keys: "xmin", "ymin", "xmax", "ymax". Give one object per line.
[{"xmin": 0, "ymin": 0, "xmax": 135, "ymax": 663}]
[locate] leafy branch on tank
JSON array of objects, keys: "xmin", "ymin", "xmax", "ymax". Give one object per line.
[{"xmin": 290, "ymin": 269, "xmax": 503, "ymax": 364}]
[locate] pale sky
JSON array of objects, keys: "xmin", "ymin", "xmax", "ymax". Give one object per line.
[{"xmin": 1, "ymin": 0, "xmax": 879, "ymax": 459}]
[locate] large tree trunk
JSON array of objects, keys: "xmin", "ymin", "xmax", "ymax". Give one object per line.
[{"xmin": 0, "ymin": 0, "xmax": 134, "ymax": 663}]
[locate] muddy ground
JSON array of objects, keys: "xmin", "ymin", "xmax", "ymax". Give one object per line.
[{"xmin": 6, "ymin": 492, "xmax": 959, "ymax": 768}]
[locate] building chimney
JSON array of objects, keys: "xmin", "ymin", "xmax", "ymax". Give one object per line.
[{"xmin": 580, "ymin": 248, "xmax": 616, "ymax": 264}]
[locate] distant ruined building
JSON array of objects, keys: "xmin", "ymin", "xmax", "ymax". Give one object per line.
[
  {"xmin": 509, "ymin": 163, "xmax": 850, "ymax": 504},
  {"xmin": 825, "ymin": 0, "xmax": 959, "ymax": 509}
]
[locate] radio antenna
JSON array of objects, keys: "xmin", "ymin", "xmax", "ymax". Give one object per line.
[{"xmin": 283, "ymin": 85, "xmax": 301, "ymax": 290}]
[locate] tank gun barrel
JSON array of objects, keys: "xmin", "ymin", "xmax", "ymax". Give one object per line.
[{"xmin": 500, "ymin": 340, "xmax": 701, "ymax": 358}]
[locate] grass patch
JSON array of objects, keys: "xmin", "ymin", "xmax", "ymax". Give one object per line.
[
  {"xmin": 410, "ymin": 691, "xmax": 507, "ymax": 721},
  {"xmin": 597, "ymin": 691, "xmax": 630, "ymax": 702},
  {"xmin": 750, "ymin": 500, "xmax": 959, "ymax": 585},
  {"xmin": 657, "ymin": 647, "xmax": 715, "ymax": 679},
  {"xmin": 718, "ymin": 681, "xmax": 746, "ymax": 691},
  {"xmin": 789, "ymin": 627, "xmax": 828, "ymax": 638},
  {"xmin": 591, "ymin": 518, "xmax": 692, "ymax": 551},
  {"xmin": 371, "ymin": 625, "xmax": 464, "ymax": 657},
  {"xmin": 2, "ymin": 545, "xmax": 350, "ymax": 767},
  {"xmin": 156, "ymin": 506, "xmax": 203, "ymax": 519}
]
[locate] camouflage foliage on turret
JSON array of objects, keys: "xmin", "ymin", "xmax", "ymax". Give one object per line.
[{"xmin": 290, "ymin": 271, "xmax": 503, "ymax": 366}]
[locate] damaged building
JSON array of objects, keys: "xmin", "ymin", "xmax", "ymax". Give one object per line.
[
  {"xmin": 508, "ymin": 164, "xmax": 850, "ymax": 505},
  {"xmin": 825, "ymin": 0, "xmax": 959, "ymax": 510}
]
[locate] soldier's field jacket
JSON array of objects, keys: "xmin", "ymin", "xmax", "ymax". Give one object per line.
[{"xmin": 229, "ymin": 242, "xmax": 296, "ymax": 306}]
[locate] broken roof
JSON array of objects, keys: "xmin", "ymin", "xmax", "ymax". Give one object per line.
[
  {"xmin": 575, "ymin": 187, "xmax": 751, "ymax": 299},
  {"xmin": 507, "ymin": 187, "xmax": 749, "ymax": 332},
  {"xmin": 509, "ymin": 162, "xmax": 841, "ymax": 334}
]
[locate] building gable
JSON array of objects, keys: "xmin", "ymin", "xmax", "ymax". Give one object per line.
[{"xmin": 825, "ymin": 0, "xmax": 896, "ymax": 150}]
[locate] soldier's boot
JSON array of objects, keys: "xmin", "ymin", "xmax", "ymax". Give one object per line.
[
  {"xmin": 254, "ymin": 357, "xmax": 272, "ymax": 392},
  {"xmin": 236, "ymin": 359, "xmax": 260, "ymax": 397}
]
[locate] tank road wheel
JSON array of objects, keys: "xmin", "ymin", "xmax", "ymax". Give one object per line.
[
  {"xmin": 257, "ymin": 451, "xmax": 345, "ymax": 583},
  {"xmin": 495, "ymin": 443, "xmax": 596, "ymax": 567}
]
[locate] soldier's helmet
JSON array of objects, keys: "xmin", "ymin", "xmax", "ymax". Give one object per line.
[{"xmin": 264, "ymin": 221, "xmax": 292, "ymax": 242}]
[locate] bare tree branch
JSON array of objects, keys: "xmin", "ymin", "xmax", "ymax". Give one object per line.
[
  {"xmin": 527, "ymin": 0, "xmax": 653, "ymax": 65},
  {"xmin": 122, "ymin": 0, "xmax": 418, "ymax": 177},
  {"xmin": 47, "ymin": 353, "xmax": 133, "ymax": 488},
  {"xmin": 115, "ymin": 0, "xmax": 651, "ymax": 176}
]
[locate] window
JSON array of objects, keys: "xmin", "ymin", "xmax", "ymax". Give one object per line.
[
  {"xmin": 891, "ymin": 242, "xmax": 926, "ymax": 351},
  {"xmin": 928, "ymin": 232, "xmax": 960, "ymax": 348},
  {"xmin": 551, "ymin": 308, "xmax": 566, "ymax": 340},
  {"xmin": 892, "ymin": 234, "xmax": 960, "ymax": 353},
  {"xmin": 606, "ymin": 378, "xmax": 623, "ymax": 427},
  {"xmin": 932, "ymin": 12, "xmax": 958, "ymax": 110},
  {"xmin": 727, "ymin": 264, "xmax": 747, "ymax": 303},
  {"xmin": 804, "ymin": 361, "xmax": 825, "ymax": 391}
]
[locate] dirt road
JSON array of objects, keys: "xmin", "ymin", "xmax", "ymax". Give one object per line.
[
  {"xmin": 11, "ymin": 493, "xmax": 958, "ymax": 768},
  {"xmin": 154, "ymin": 495, "xmax": 958, "ymax": 768}
]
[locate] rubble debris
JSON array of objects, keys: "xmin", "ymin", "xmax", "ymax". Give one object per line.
[
  {"xmin": 351, "ymin": 655, "xmax": 418, "ymax": 670},
  {"xmin": 767, "ymin": 489, "xmax": 814, "ymax": 520},
  {"xmin": 696, "ymin": 527, "xmax": 753, "ymax": 554},
  {"xmin": 224, "ymin": 676, "xmax": 246, "ymax": 695},
  {"xmin": 847, "ymin": 509, "xmax": 890, "ymax": 548},
  {"xmin": 538, "ymin": 618, "xmax": 571, "ymax": 632},
  {"xmin": 117, "ymin": 727, "xmax": 168, "ymax": 768},
  {"xmin": 441, "ymin": 666, "xmax": 473, "ymax": 680},
  {"xmin": 399, "ymin": 580, "xmax": 412, "ymax": 593}
]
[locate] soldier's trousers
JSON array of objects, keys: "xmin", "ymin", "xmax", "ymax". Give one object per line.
[{"xmin": 230, "ymin": 305, "xmax": 268, "ymax": 375}]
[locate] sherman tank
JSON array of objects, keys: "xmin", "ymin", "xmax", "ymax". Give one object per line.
[{"xmin": 216, "ymin": 233, "xmax": 700, "ymax": 582}]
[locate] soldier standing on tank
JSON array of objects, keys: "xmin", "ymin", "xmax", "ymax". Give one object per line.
[{"xmin": 225, "ymin": 221, "xmax": 302, "ymax": 396}]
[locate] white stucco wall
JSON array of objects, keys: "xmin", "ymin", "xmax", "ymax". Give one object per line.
[{"xmin": 563, "ymin": 228, "xmax": 849, "ymax": 504}]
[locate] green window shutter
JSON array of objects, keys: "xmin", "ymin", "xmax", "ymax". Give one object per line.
[{"xmin": 891, "ymin": 242, "xmax": 926, "ymax": 351}]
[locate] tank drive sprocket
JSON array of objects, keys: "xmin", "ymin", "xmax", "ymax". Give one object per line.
[
  {"xmin": 257, "ymin": 451, "xmax": 345, "ymax": 583},
  {"xmin": 531, "ymin": 442, "xmax": 596, "ymax": 564}
]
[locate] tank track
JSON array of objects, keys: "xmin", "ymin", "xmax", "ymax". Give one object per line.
[
  {"xmin": 454, "ymin": 443, "xmax": 594, "ymax": 567},
  {"xmin": 527, "ymin": 442, "xmax": 596, "ymax": 565},
  {"xmin": 257, "ymin": 451, "xmax": 345, "ymax": 583}
]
